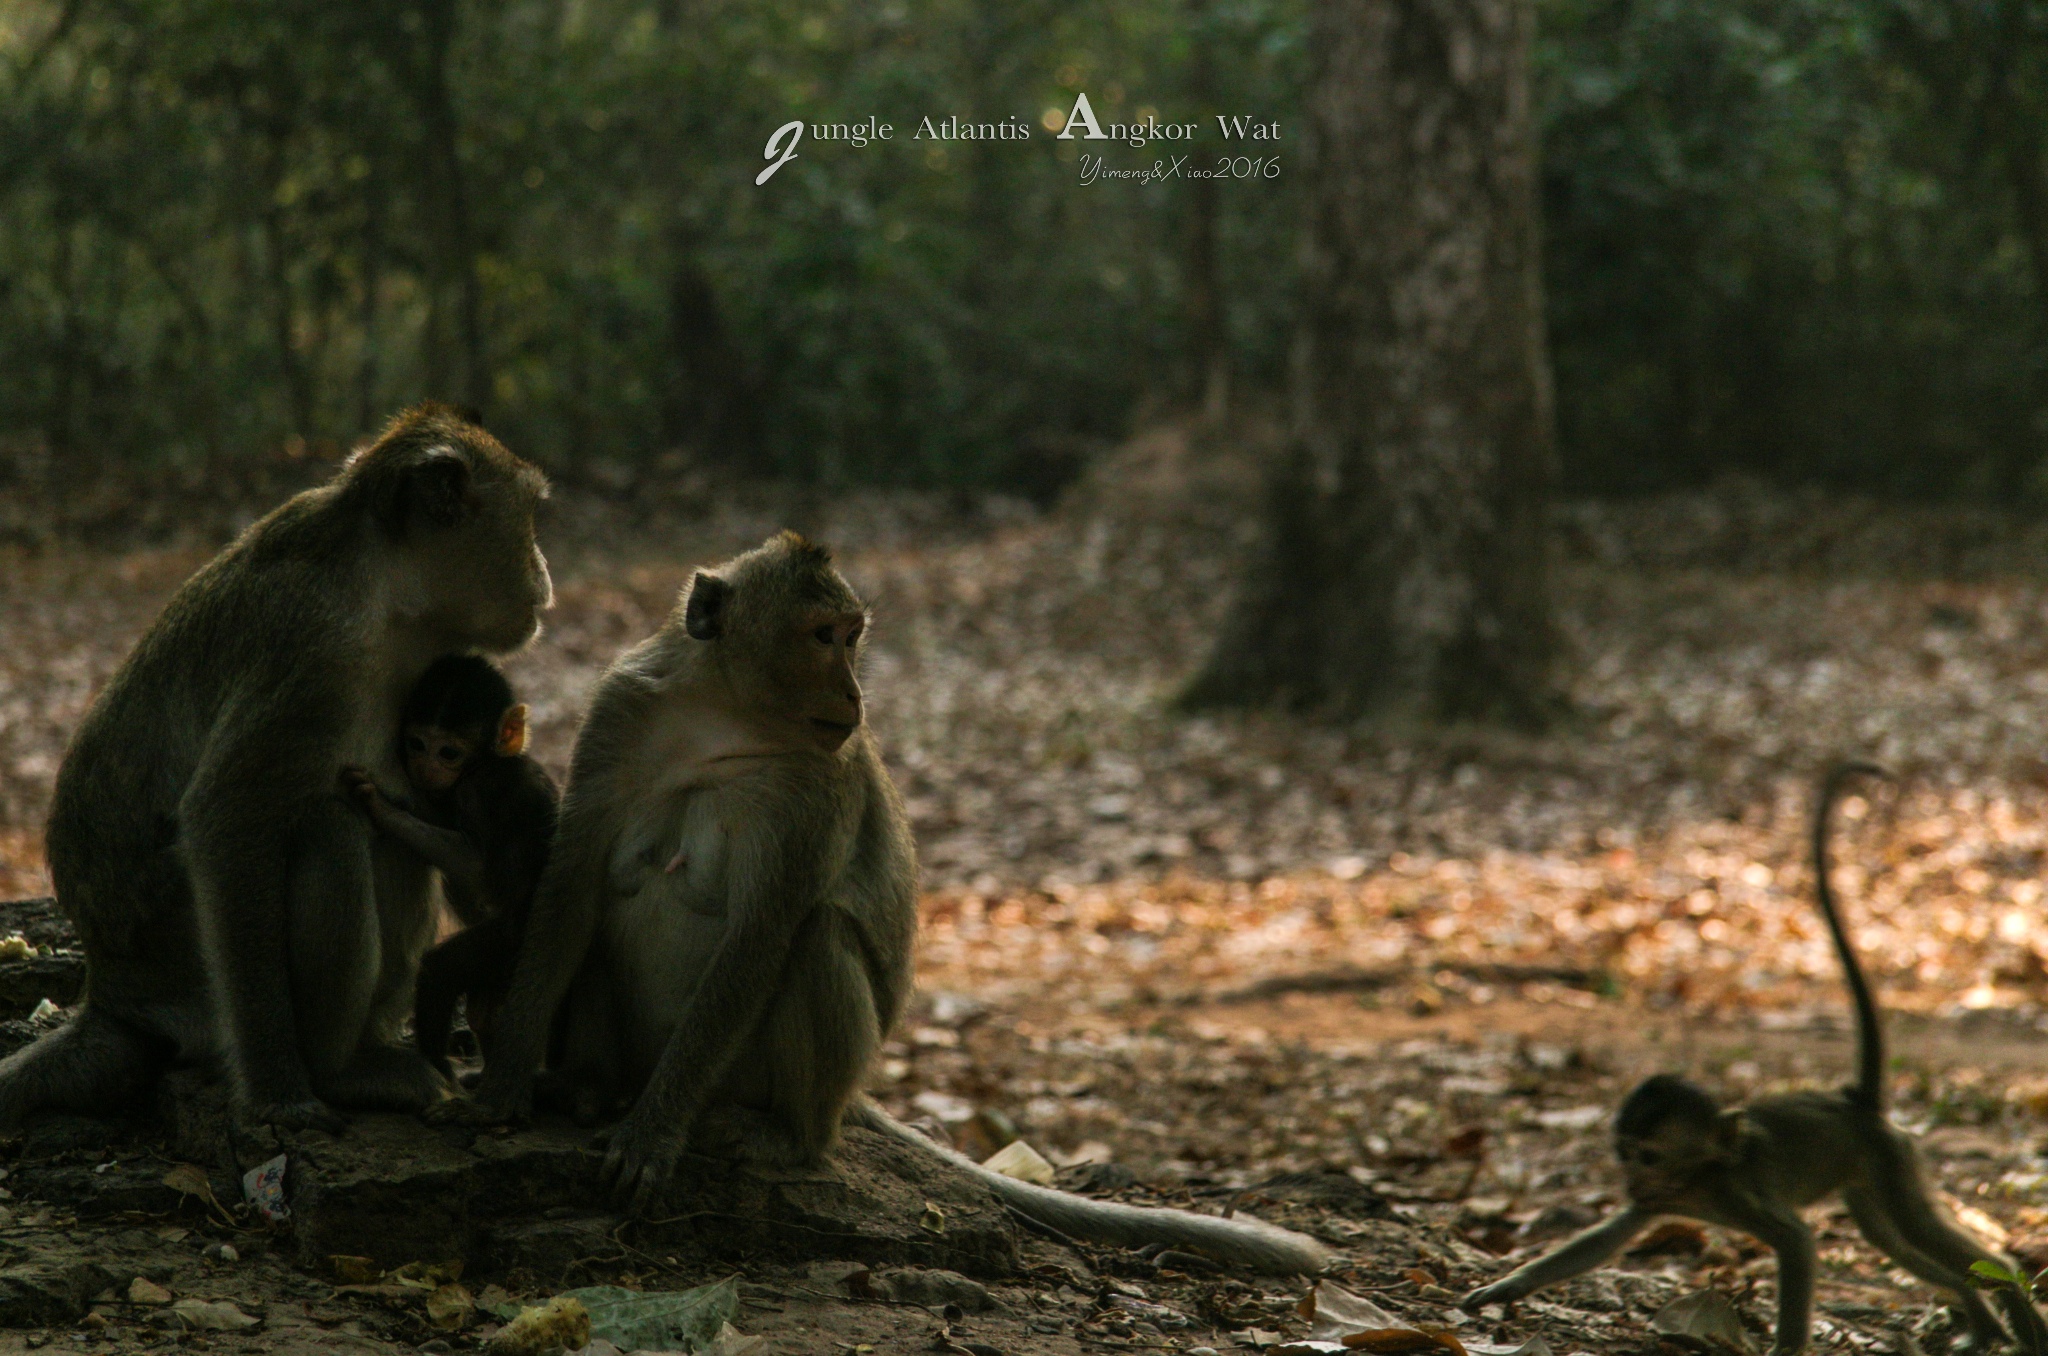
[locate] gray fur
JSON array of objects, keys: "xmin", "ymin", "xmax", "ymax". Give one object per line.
[
  {"xmin": 1464, "ymin": 767, "xmax": 2047, "ymax": 1354},
  {"xmin": 0, "ymin": 403, "xmax": 551, "ymax": 1132},
  {"xmin": 454, "ymin": 533, "xmax": 1327, "ymax": 1272}
]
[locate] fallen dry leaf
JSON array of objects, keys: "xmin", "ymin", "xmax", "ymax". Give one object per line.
[
  {"xmin": 1651, "ymin": 1290, "xmax": 1755, "ymax": 1354},
  {"xmin": 170, "ymin": 1299, "xmax": 258, "ymax": 1331},
  {"xmin": 427, "ymin": 1283, "xmax": 476, "ymax": 1331}
]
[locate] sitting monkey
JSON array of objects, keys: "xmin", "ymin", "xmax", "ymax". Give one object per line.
[
  {"xmin": 1464, "ymin": 764, "xmax": 2048, "ymax": 1355},
  {"xmin": 0, "ymin": 404, "xmax": 552, "ymax": 1133},
  {"xmin": 342, "ymin": 654, "xmax": 559, "ymax": 1080},
  {"xmin": 441, "ymin": 532, "xmax": 1328, "ymax": 1274}
]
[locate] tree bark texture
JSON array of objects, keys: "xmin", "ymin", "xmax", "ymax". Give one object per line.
[{"xmin": 1186, "ymin": 0, "xmax": 1559, "ymax": 726}]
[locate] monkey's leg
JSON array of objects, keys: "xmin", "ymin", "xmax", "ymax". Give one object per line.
[
  {"xmin": 715, "ymin": 904, "xmax": 880, "ymax": 1169},
  {"xmin": 541, "ymin": 952, "xmax": 624, "ymax": 1126},
  {"xmin": 0, "ymin": 1004, "xmax": 160, "ymax": 1128},
  {"xmin": 1464, "ymin": 1207, "xmax": 1656, "ymax": 1308},
  {"xmin": 271, "ymin": 802, "xmax": 382, "ymax": 1119},
  {"xmin": 458, "ymin": 923, "xmax": 522, "ymax": 1060},
  {"xmin": 1712, "ymin": 1199, "xmax": 1817, "ymax": 1355},
  {"xmin": 290, "ymin": 809, "xmax": 444, "ymax": 1111},
  {"xmin": 1848, "ymin": 1182, "xmax": 2042, "ymax": 1354},
  {"xmin": 413, "ymin": 928, "xmax": 496, "ymax": 1079},
  {"xmin": 341, "ymin": 844, "xmax": 448, "ymax": 1109}
]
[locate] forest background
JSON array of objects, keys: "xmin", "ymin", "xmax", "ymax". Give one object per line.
[{"xmin": 4, "ymin": 0, "xmax": 2041, "ymax": 505}]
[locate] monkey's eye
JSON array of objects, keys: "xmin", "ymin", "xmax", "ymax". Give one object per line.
[
  {"xmin": 847, "ymin": 622, "xmax": 864, "ymax": 645},
  {"xmin": 437, "ymin": 745, "xmax": 465, "ymax": 765},
  {"xmin": 814, "ymin": 625, "xmax": 835, "ymax": 645},
  {"xmin": 405, "ymin": 735, "xmax": 429, "ymax": 755}
]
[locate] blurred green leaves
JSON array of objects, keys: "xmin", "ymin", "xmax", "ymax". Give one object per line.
[
  {"xmin": 8, "ymin": 0, "xmax": 2048, "ymax": 503},
  {"xmin": 0, "ymin": 0, "xmax": 1304, "ymax": 491},
  {"xmin": 1541, "ymin": 0, "xmax": 2048, "ymax": 501}
]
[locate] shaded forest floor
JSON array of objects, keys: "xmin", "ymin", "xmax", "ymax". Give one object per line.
[{"xmin": 8, "ymin": 424, "xmax": 2048, "ymax": 1352}]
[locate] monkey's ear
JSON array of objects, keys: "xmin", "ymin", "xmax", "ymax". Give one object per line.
[
  {"xmin": 409, "ymin": 447, "xmax": 472, "ymax": 528},
  {"xmin": 683, "ymin": 572, "xmax": 728, "ymax": 640},
  {"xmin": 495, "ymin": 703, "xmax": 530, "ymax": 757}
]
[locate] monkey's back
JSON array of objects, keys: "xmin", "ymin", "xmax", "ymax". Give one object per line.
[
  {"xmin": 445, "ymin": 753, "xmax": 560, "ymax": 925},
  {"xmin": 48, "ymin": 492, "xmax": 359, "ymax": 976},
  {"xmin": 1740, "ymin": 1090, "xmax": 1898, "ymax": 1205}
]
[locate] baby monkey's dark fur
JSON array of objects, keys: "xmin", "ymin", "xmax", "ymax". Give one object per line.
[
  {"xmin": 1465, "ymin": 763, "xmax": 2047, "ymax": 1355},
  {"xmin": 342, "ymin": 655, "xmax": 559, "ymax": 1079}
]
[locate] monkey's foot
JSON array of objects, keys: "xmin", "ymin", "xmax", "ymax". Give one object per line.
[
  {"xmin": 246, "ymin": 1096, "xmax": 348, "ymax": 1136},
  {"xmin": 532, "ymin": 1069, "xmax": 615, "ymax": 1126},
  {"xmin": 690, "ymin": 1104, "xmax": 823, "ymax": 1170},
  {"xmin": 323, "ymin": 1045, "xmax": 452, "ymax": 1113},
  {"xmin": 422, "ymin": 1092, "xmax": 524, "ymax": 1128},
  {"xmin": 595, "ymin": 1116, "xmax": 682, "ymax": 1215}
]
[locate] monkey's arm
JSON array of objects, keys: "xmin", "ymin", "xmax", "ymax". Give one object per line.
[
  {"xmin": 341, "ymin": 768, "xmax": 489, "ymax": 899},
  {"xmin": 1708, "ymin": 1196, "xmax": 1815, "ymax": 1355},
  {"xmin": 1463, "ymin": 1207, "xmax": 1657, "ymax": 1308},
  {"xmin": 599, "ymin": 769, "xmax": 845, "ymax": 1211},
  {"xmin": 375, "ymin": 803, "xmax": 489, "ymax": 897}
]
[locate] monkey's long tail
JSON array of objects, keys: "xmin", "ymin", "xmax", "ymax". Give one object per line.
[
  {"xmin": 1813, "ymin": 761, "xmax": 1889, "ymax": 1111},
  {"xmin": 848, "ymin": 1101, "xmax": 1331, "ymax": 1275}
]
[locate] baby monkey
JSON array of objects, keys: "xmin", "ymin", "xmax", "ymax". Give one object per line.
[
  {"xmin": 342, "ymin": 655, "xmax": 559, "ymax": 1079},
  {"xmin": 1465, "ymin": 763, "xmax": 2047, "ymax": 1356}
]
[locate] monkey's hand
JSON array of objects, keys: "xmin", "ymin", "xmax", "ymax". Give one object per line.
[
  {"xmin": 1462, "ymin": 1280, "xmax": 1528, "ymax": 1310},
  {"xmin": 338, "ymin": 766, "xmax": 387, "ymax": 816},
  {"xmin": 247, "ymin": 1096, "xmax": 348, "ymax": 1137},
  {"xmin": 596, "ymin": 1115, "xmax": 682, "ymax": 1216}
]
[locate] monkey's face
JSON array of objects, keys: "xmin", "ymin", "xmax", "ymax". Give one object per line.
[
  {"xmin": 404, "ymin": 723, "xmax": 476, "ymax": 793},
  {"xmin": 403, "ymin": 450, "xmax": 553, "ymax": 653},
  {"xmin": 1616, "ymin": 1114, "xmax": 1734, "ymax": 1205},
  {"xmin": 687, "ymin": 534, "xmax": 869, "ymax": 751},
  {"xmin": 440, "ymin": 485, "xmax": 553, "ymax": 652},
  {"xmin": 791, "ymin": 610, "xmax": 866, "ymax": 751}
]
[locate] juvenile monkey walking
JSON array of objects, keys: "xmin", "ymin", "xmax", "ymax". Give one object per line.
[
  {"xmin": 442, "ymin": 532, "xmax": 1328, "ymax": 1275},
  {"xmin": 1464, "ymin": 764, "xmax": 2048, "ymax": 1354},
  {"xmin": 342, "ymin": 654, "xmax": 559, "ymax": 1079}
]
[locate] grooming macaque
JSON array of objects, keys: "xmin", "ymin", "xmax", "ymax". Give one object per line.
[
  {"xmin": 341, "ymin": 654, "xmax": 559, "ymax": 1079},
  {"xmin": 1465, "ymin": 764, "xmax": 2046, "ymax": 1354},
  {"xmin": 0, "ymin": 404, "xmax": 552, "ymax": 1132},
  {"xmin": 440, "ymin": 532, "xmax": 1327, "ymax": 1274}
]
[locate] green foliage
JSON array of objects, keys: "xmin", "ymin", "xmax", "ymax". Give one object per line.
[
  {"xmin": 1541, "ymin": 0, "xmax": 2048, "ymax": 500},
  {"xmin": 6, "ymin": 0, "xmax": 2048, "ymax": 499},
  {"xmin": 0, "ymin": 0, "xmax": 1305, "ymax": 489},
  {"xmin": 1971, "ymin": 1258, "xmax": 2027, "ymax": 1289}
]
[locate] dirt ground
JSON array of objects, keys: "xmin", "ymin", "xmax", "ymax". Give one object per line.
[
  {"xmin": 7, "ymin": 425, "xmax": 2048, "ymax": 1352},
  {"xmin": 0, "ymin": 992, "xmax": 2043, "ymax": 1356}
]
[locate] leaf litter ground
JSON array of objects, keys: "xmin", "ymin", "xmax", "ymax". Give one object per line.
[{"xmin": 5, "ymin": 427, "xmax": 2048, "ymax": 1352}]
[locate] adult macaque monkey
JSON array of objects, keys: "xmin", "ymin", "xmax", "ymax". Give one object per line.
[
  {"xmin": 0, "ymin": 404, "xmax": 552, "ymax": 1133},
  {"xmin": 1465, "ymin": 764, "xmax": 2048, "ymax": 1355},
  {"xmin": 447, "ymin": 533, "xmax": 1328, "ymax": 1274}
]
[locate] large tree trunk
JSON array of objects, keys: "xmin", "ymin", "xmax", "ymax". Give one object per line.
[
  {"xmin": 1185, "ymin": 0, "xmax": 1559, "ymax": 726},
  {"xmin": 414, "ymin": 0, "xmax": 485, "ymax": 415},
  {"xmin": 1182, "ymin": 0, "xmax": 1229, "ymax": 417},
  {"xmin": 661, "ymin": 233, "xmax": 769, "ymax": 476}
]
